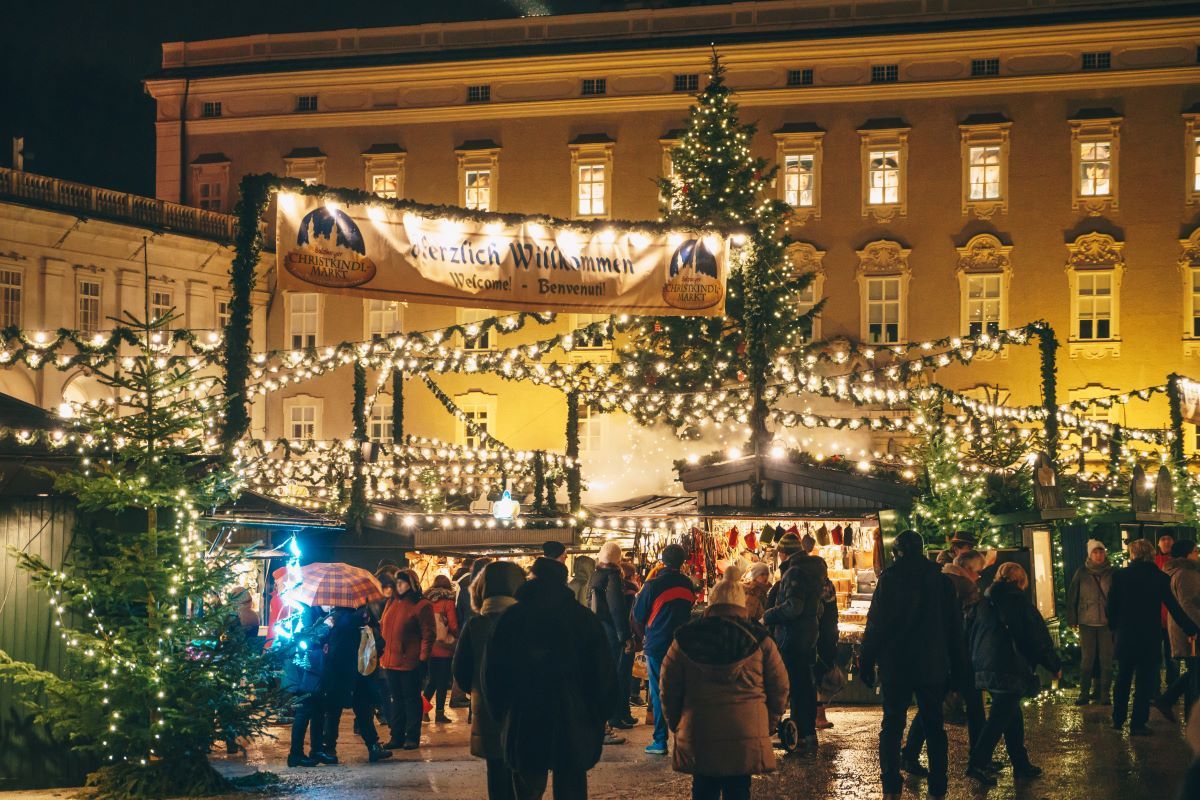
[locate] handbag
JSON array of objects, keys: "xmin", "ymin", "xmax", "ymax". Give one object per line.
[
  {"xmin": 988, "ymin": 597, "xmax": 1041, "ymax": 698},
  {"xmin": 357, "ymin": 626, "xmax": 378, "ymax": 676},
  {"xmin": 632, "ymin": 652, "xmax": 649, "ymax": 681},
  {"xmin": 435, "ymin": 611, "xmax": 457, "ymax": 648},
  {"xmin": 817, "ymin": 662, "xmax": 847, "ymax": 698}
]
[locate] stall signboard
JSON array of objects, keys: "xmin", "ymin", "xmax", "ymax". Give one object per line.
[{"xmin": 276, "ymin": 195, "xmax": 729, "ymax": 316}]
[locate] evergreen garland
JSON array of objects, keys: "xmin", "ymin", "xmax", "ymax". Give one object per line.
[
  {"xmin": 565, "ymin": 391, "xmax": 581, "ymax": 512},
  {"xmin": 533, "ymin": 451, "xmax": 546, "ymax": 513},
  {"xmin": 391, "ymin": 369, "xmax": 405, "ymax": 442},
  {"xmin": 1168, "ymin": 373, "xmax": 1186, "ymax": 468},
  {"xmin": 348, "ymin": 361, "xmax": 368, "ymax": 531},
  {"xmin": 1037, "ymin": 323, "xmax": 1060, "ymax": 466}
]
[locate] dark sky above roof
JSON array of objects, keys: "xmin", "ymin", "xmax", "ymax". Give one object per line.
[{"xmin": 2, "ymin": 0, "xmax": 615, "ymax": 196}]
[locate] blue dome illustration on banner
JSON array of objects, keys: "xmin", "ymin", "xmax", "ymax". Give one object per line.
[
  {"xmin": 668, "ymin": 238, "xmax": 719, "ymax": 279},
  {"xmin": 296, "ymin": 206, "xmax": 367, "ymax": 255}
]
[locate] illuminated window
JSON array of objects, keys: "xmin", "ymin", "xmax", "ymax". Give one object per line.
[
  {"xmin": 365, "ymin": 299, "xmax": 402, "ymax": 340},
  {"xmin": 0, "ymin": 269, "xmax": 22, "ymax": 328},
  {"xmin": 369, "ymin": 404, "xmax": 393, "ymax": 444},
  {"xmin": 372, "ymin": 173, "xmax": 398, "ymax": 198},
  {"xmin": 289, "ymin": 293, "xmax": 319, "ymax": 349},
  {"xmin": 787, "ymin": 241, "xmax": 826, "ymax": 341},
  {"xmin": 289, "ymin": 405, "xmax": 317, "ymax": 439},
  {"xmin": 569, "ymin": 136, "xmax": 615, "ymax": 220},
  {"xmin": 1185, "ymin": 113, "xmax": 1200, "ymax": 206},
  {"xmin": 957, "ymin": 234, "xmax": 1012, "ymax": 341},
  {"xmin": 150, "ymin": 289, "xmax": 173, "ymax": 329},
  {"xmin": 577, "ymin": 164, "xmax": 606, "ymax": 217},
  {"xmin": 966, "ymin": 275, "xmax": 1002, "ymax": 337},
  {"xmin": 868, "ymin": 150, "xmax": 900, "ymax": 206},
  {"xmin": 968, "ymin": 146, "xmax": 1001, "ymax": 200},
  {"xmin": 78, "ymin": 279, "xmax": 102, "ymax": 333},
  {"xmin": 363, "ymin": 146, "xmax": 405, "ymax": 200},
  {"xmin": 859, "ymin": 114, "xmax": 911, "ymax": 220},
  {"xmin": 578, "ymin": 404, "xmax": 603, "ymax": 454},
  {"xmin": 457, "ymin": 142, "xmax": 500, "ymax": 211},
  {"xmin": 1075, "ymin": 273, "xmax": 1113, "ymax": 340},
  {"xmin": 464, "ymin": 169, "xmax": 492, "ymax": 211},
  {"xmin": 865, "ymin": 277, "xmax": 901, "ymax": 344},
  {"xmin": 784, "ymin": 154, "xmax": 815, "ymax": 208},
  {"xmin": 1070, "ymin": 113, "xmax": 1120, "ymax": 214},
  {"xmin": 775, "ymin": 125, "xmax": 823, "ymax": 222},
  {"xmin": 1079, "ymin": 141, "xmax": 1112, "ymax": 197}
]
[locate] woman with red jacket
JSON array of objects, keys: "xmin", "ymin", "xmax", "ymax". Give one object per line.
[
  {"xmin": 422, "ymin": 574, "xmax": 460, "ymax": 723},
  {"xmin": 380, "ymin": 568, "xmax": 436, "ymax": 750}
]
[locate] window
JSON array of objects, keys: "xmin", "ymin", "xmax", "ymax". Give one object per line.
[
  {"xmin": 577, "ymin": 164, "xmax": 606, "ymax": 217},
  {"xmin": 868, "ymin": 150, "xmax": 900, "ymax": 206},
  {"xmin": 787, "ymin": 242, "xmax": 826, "ymax": 341},
  {"xmin": 457, "ymin": 141, "xmax": 501, "ymax": 211},
  {"xmin": 362, "ymin": 146, "xmax": 405, "ymax": 199},
  {"xmin": 1183, "ymin": 229, "xmax": 1200, "ymax": 354},
  {"xmin": 582, "ymin": 78, "xmax": 606, "ymax": 96},
  {"xmin": 774, "ymin": 125, "xmax": 824, "ymax": 222},
  {"xmin": 202, "ymin": 101, "xmax": 222, "ymax": 118},
  {"xmin": 369, "ymin": 404, "xmax": 393, "ymax": 444},
  {"xmin": 578, "ymin": 404, "xmax": 603, "ymax": 455},
  {"xmin": 216, "ymin": 296, "xmax": 232, "ymax": 329},
  {"xmin": 190, "ymin": 158, "xmax": 230, "ymax": 212},
  {"xmin": 865, "ymin": 278, "xmax": 901, "ymax": 343},
  {"xmin": 371, "ymin": 173, "xmax": 399, "ymax": 198},
  {"xmin": 1070, "ymin": 114, "xmax": 1121, "ymax": 215},
  {"xmin": 150, "ymin": 289, "xmax": 173, "ymax": 329},
  {"xmin": 787, "ymin": 69, "xmax": 813, "ymax": 87},
  {"xmin": 1076, "ymin": 273, "xmax": 1112, "ymax": 340},
  {"xmin": 1191, "ymin": 269, "xmax": 1200, "ymax": 338},
  {"xmin": 365, "ymin": 299, "xmax": 402, "ymax": 340},
  {"xmin": 455, "ymin": 391, "xmax": 497, "ymax": 449},
  {"xmin": 466, "ymin": 84, "xmax": 491, "ymax": 103},
  {"xmin": 283, "ymin": 148, "xmax": 326, "ymax": 187},
  {"xmin": 856, "ymin": 240, "xmax": 910, "ymax": 344},
  {"xmin": 1184, "ymin": 113, "xmax": 1200, "ymax": 206},
  {"xmin": 859, "ymin": 116, "xmax": 911, "ymax": 220},
  {"xmin": 464, "ymin": 169, "xmax": 492, "ymax": 211},
  {"xmin": 289, "ymin": 293, "xmax": 319, "ymax": 349},
  {"xmin": 295, "ymin": 95, "xmax": 318, "ymax": 112},
  {"xmin": 196, "ymin": 178, "xmax": 225, "ymax": 211},
  {"xmin": 458, "ymin": 308, "xmax": 495, "ymax": 351},
  {"xmin": 289, "ymin": 405, "xmax": 317, "ymax": 439},
  {"xmin": 870, "ymin": 64, "xmax": 899, "ymax": 83},
  {"xmin": 673, "ymin": 74, "xmax": 699, "ymax": 93},
  {"xmin": 966, "ymin": 275, "xmax": 1002, "ymax": 337},
  {"xmin": 571, "ymin": 314, "xmax": 610, "ymax": 350},
  {"xmin": 783, "ymin": 154, "xmax": 815, "ymax": 208},
  {"xmin": 1082, "ymin": 52, "xmax": 1111, "ymax": 71},
  {"xmin": 569, "ymin": 136, "xmax": 615, "ymax": 220},
  {"xmin": 78, "ymin": 279, "xmax": 102, "ymax": 332},
  {"xmin": 971, "ymin": 58, "xmax": 1000, "ymax": 77},
  {"xmin": 968, "ymin": 146, "xmax": 1002, "ymax": 200},
  {"xmin": 0, "ymin": 269, "xmax": 22, "ymax": 328},
  {"xmin": 960, "ymin": 119, "xmax": 1010, "ymax": 218},
  {"xmin": 1066, "ymin": 232, "xmax": 1124, "ymax": 356}
]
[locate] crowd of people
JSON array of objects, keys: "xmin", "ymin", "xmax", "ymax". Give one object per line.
[{"xmin": 264, "ymin": 529, "xmax": 1200, "ymax": 800}]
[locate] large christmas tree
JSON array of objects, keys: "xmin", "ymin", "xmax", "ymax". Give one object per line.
[
  {"xmin": 617, "ymin": 51, "xmax": 816, "ymax": 457},
  {"xmin": 908, "ymin": 397, "xmax": 993, "ymax": 540},
  {"xmin": 0, "ymin": 309, "xmax": 282, "ymax": 798}
]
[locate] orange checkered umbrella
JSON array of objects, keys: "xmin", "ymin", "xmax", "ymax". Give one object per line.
[{"xmin": 290, "ymin": 562, "xmax": 384, "ymax": 608}]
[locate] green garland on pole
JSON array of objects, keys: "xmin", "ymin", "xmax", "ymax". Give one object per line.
[
  {"xmin": 1168, "ymin": 373, "xmax": 1186, "ymax": 469},
  {"xmin": 223, "ymin": 174, "xmax": 273, "ymax": 453},
  {"xmin": 348, "ymin": 361, "xmax": 368, "ymax": 532},
  {"xmin": 391, "ymin": 369, "xmax": 405, "ymax": 442},
  {"xmin": 1036, "ymin": 323, "xmax": 1060, "ymax": 466},
  {"xmin": 1108, "ymin": 423, "xmax": 1123, "ymax": 479},
  {"xmin": 533, "ymin": 451, "xmax": 546, "ymax": 514},
  {"xmin": 565, "ymin": 391, "xmax": 581, "ymax": 513}
]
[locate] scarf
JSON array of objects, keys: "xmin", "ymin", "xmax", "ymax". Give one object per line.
[{"xmin": 480, "ymin": 595, "xmax": 517, "ymax": 615}]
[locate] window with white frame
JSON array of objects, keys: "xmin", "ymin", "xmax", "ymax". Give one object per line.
[
  {"xmin": 1183, "ymin": 230, "xmax": 1200, "ymax": 349},
  {"xmin": 216, "ymin": 295, "xmax": 232, "ymax": 329},
  {"xmin": 365, "ymin": 299, "xmax": 403, "ymax": 340},
  {"xmin": 784, "ymin": 154, "xmax": 815, "ymax": 208},
  {"xmin": 1190, "ymin": 268, "xmax": 1200, "ymax": 338},
  {"xmin": 966, "ymin": 275, "xmax": 1002, "ymax": 337},
  {"xmin": 363, "ymin": 148, "xmax": 405, "ymax": 199},
  {"xmin": 464, "ymin": 169, "xmax": 491, "ymax": 211},
  {"xmin": 371, "ymin": 173, "xmax": 399, "ymax": 198},
  {"xmin": 191, "ymin": 159, "xmax": 230, "ymax": 212},
  {"xmin": 1070, "ymin": 114, "xmax": 1120, "ymax": 214},
  {"xmin": 0, "ymin": 269, "xmax": 21, "ymax": 328},
  {"xmin": 775, "ymin": 127, "xmax": 823, "ymax": 222},
  {"xmin": 289, "ymin": 293, "xmax": 319, "ymax": 348},
  {"xmin": 956, "ymin": 234, "xmax": 1012, "ymax": 341},
  {"xmin": 959, "ymin": 119, "xmax": 1011, "ymax": 219},
  {"xmin": 457, "ymin": 144, "xmax": 500, "ymax": 211},
  {"xmin": 369, "ymin": 403, "xmax": 394, "ymax": 444},
  {"xmin": 284, "ymin": 150, "xmax": 326, "ymax": 186},
  {"xmin": 455, "ymin": 392, "xmax": 496, "ymax": 449},
  {"xmin": 458, "ymin": 308, "xmax": 495, "ymax": 351},
  {"xmin": 1075, "ymin": 272, "xmax": 1113, "ymax": 340},
  {"xmin": 865, "ymin": 277, "xmax": 901, "ymax": 344},
  {"xmin": 577, "ymin": 163, "xmax": 606, "ymax": 217},
  {"xmin": 788, "ymin": 241, "xmax": 826, "ymax": 341},
  {"xmin": 868, "ymin": 150, "xmax": 900, "ymax": 206},
  {"xmin": 859, "ymin": 125, "xmax": 909, "ymax": 221},
  {"xmin": 150, "ymin": 289, "xmax": 173, "ymax": 328},
  {"xmin": 78, "ymin": 279, "xmax": 102, "ymax": 332},
  {"xmin": 570, "ymin": 138, "xmax": 615, "ymax": 220},
  {"xmin": 288, "ymin": 404, "xmax": 317, "ymax": 440},
  {"xmin": 1185, "ymin": 113, "xmax": 1200, "ymax": 206},
  {"xmin": 196, "ymin": 176, "xmax": 225, "ymax": 211},
  {"xmin": 578, "ymin": 404, "xmax": 604, "ymax": 454},
  {"xmin": 660, "ymin": 135, "xmax": 682, "ymax": 209}
]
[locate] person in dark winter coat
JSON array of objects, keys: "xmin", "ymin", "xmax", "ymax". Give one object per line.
[
  {"xmin": 763, "ymin": 532, "xmax": 828, "ymax": 753},
  {"xmin": 588, "ymin": 541, "xmax": 633, "ymax": 731},
  {"xmin": 813, "ymin": 576, "xmax": 840, "ymax": 731},
  {"xmin": 1107, "ymin": 538, "xmax": 1199, "ymax": 734},
  {"xmin": 632, "ymin": 543, "xmax": 697, "ymax": 756},
  {"xmin": 367, "ymin": 570, "xmax": 396, "ymax": 734},
  {"xmin": 281, "ymin": 605, "xmax": 329, "ymax": 768},
  {"xmin": 483, "ymin": 556, "xmax": 618, "ymax": 800},
  {"xmin": 452, "ymin": 558, "xmax": 492, "ymax": 709},
  {"xmin": 860, "ymin": 530, "xmax": 962, "ymax": 800},
  {"xmin": 313, "ymin": 606, "xmax": 393, "ymax": 764},
  {"xmin": 568, "ymin": 556, "xmax": 596, "ymax": 606},
  {"xmin": 660, "ymin": 580, "xmax": 789, "ymax": 800},
  {"xmin": 902, "ymin": 549, "xmax": 987, "ymax": 774},
  {"xmin": 1155, "ymin": 540, "xmax": 1200, "ymax": 722},
  {"xmin": 453, "ymin": 560, "xmax": 526, "ymax": 800},
  {"xmin": 1066, "ymin": 539, "xmax": 1114, "ymax": 705},
  {"xmin": 966, "ymin": 563, "xmax": 1061, "ymax": 787},
  {"xmin": 380, "ymin": 569, "xmax": 436, "ymax": 750}
]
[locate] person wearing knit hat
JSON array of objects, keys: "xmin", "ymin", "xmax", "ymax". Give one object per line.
[
  {"xmin": 454, "ymin": 561, "xmax": 524, "ymax": 796},
  {"xmin": 1066, "ymin": 538, "xmax": 1113, "ymax": 705},
  {"xmin": 633, "ymin": 541, "xmax": 698, "ymax": 755},
  {"xmin": 776, "ymin": 531, "xmax": 803, "ymax": 555},
  {"xmin": 744, "ymin": 562, "xmax": 773, "ymax": 622}
]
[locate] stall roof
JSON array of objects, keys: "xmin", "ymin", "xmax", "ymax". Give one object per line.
[
  {"xmin": 207, "ymin": 491, "xmax": 344, "ymax": 530},
  {"xmin": 586, "ymin": 494, "xmax": 697, "ymax": 518}
]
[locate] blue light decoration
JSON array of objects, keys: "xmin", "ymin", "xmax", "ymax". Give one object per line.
[
  {"xmin": 491, "ymin": 489, "xmax": 521, "ymax": 521},
  {"xmin": 272, "ymin": 534, "xmax": 306, "ymax": 642}
]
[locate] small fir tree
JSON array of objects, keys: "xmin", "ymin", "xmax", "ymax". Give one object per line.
[
  {"xmin": 909, "ymin": 397, "xmax": 993, "ymax": 540},
  {"xmin": 617, "ymin": 51, "xmax": 816, "ymax": 458},
  {"xmin": 0, "ymin": 308, "xmax": 282, "ymax": 798}
]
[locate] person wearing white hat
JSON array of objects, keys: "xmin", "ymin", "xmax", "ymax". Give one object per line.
[{"xmin": 1066, "ymin": 539, "xmax": 1114, "ymax": 705}]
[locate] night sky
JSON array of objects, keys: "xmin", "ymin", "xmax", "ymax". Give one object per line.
[{"xmin": 2, "ymin": 0, "xmax": 644, "ymax": 197}]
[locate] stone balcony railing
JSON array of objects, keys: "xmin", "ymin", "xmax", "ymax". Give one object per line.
[{"xmin": 0, "ymin": 168, "xmax": 237, "ymax": 243}]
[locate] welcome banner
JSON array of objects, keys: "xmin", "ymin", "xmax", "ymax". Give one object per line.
[{"xmin": 276, "ymin": 194, "xmax": 728, "ymax": 316}]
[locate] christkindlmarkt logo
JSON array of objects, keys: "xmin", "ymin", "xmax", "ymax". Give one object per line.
[
  {"xmin": 284, "ymin": 206, "xmax": 377, "ymax": 288},
  {"xmin": 662, "ymin": 238, "xmax": 724, "ymax": 311}
]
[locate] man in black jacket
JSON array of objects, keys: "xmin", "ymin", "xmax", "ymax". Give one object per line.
[
  {"xmin": 483, "ymin": 556, "xmax": 618, "ymax": 800},
  {"xmin": 764, "ymin": 531, "xmax": 828, "ymax": 753},
  {"xmin": 1107, "ymin": 538, "xmax": 1200, "ymax": 735},
  {"xmin": 860, "ymin": 530, "xmax": 963, "ymax": 800}
]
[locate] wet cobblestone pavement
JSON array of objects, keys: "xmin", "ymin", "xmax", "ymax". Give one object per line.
[{"xmin": 7, "ymin": 697, "xmax": 1191, "ymax": 799}]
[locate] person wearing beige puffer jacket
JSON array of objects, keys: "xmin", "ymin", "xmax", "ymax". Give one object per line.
[{"xmin": 660, "ymin": 580, "xmax": 789, "ymax": 800}]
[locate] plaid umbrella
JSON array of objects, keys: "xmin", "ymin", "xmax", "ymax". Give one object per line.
[{"xmin": 290, "ymin": 562, "xmax": 384, "ymax": 608}]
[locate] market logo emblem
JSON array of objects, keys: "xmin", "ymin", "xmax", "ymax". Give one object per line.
[
  {"xmin": 284, "ymin": 206, "xmax": 377, "ymax": 288},
  {"xmin": 662, "ymin": 238, "xmax": 723, "ymax": 311}
]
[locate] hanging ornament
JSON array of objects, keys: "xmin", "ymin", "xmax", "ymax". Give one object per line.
[
  {"xmin": 744, "ymin": 529, "xmax": 758, "ymax": 551},
  {"xmin": 737, "ymin": 370, "xmax": 746, "ymax": 382},
  {"xmin": 727, "ymin": 525, "xmax": 740, "ymax": 548},
  {"xmin": 654, "ymin": 321, "xmax": 663, "ymax": 333}
]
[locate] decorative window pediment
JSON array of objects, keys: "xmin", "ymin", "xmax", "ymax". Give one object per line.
[
  {"xmin": 283, "ymin": 147, "xmax": 326, "ymax": 186},
  {"xmin": 787, "ymin": 242, "xmax": 826, "ymax": 340},
  {"xmin": 956, "ymin": 234, "xmax": 1012, "ymax": 344},
  {"xmin": 957, "ymin": 234, "xmax": 1012, "ymax": 275},
  {"xmin": 856, "ymin": 240, "xmax": 911, "ymax": 344},
  {"xmin": 856, "ymin": 240, "xmax": 911, "ymax": 277},
  {"xmin": 1065, "ymin": 233, "xmax": 1124, "ymax": 358}
]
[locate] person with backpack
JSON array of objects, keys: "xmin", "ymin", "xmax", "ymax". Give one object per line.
[
  {"xmin": 1066, "ymin": 539, "xmax": 1114, "ymax": 706},
  {"xmin": 860, "ymin": 530, "xmax": 963, "ymax": 800},
  {"xmin": 312, "ymin": 606, "xmax": 393, "ymax": 764},
  {"xmin": 380, "ymin": 568, "xmax": 436, "ymax": 750},
  {"xmin": 966, "ymin": 563, "xmax": 1060, "ymax": 787},
  {"xmin": 482, "ymin": 554, "xmax": 618, "ymax": 800},
  {"xmin": 423, "ymin": 574, "xmax": 460, "ymax": 723},
  {"xmin": 453, "ymin": 560, "xmax": 526, "ymax": 800},
  {"xmin": 632, "ymin": 543, "xmax": 697, "ymax": 757}
]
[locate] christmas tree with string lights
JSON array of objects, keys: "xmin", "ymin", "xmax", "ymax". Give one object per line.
[
  {"xmin": 908, "ymin": 397, "xmax": 993, "ymax": 540},
  {"xmin": 617, "ymin": 51, "xmax": 816, "ymax": 457},
  {"xmin": 0, "ymin": 309, "xmax": 283, "ymax": 798}
]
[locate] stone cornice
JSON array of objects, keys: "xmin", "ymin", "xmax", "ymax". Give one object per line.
[{"xmin": 178, "ymin": 66, "xmax": 1200, "ymax": 135}]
